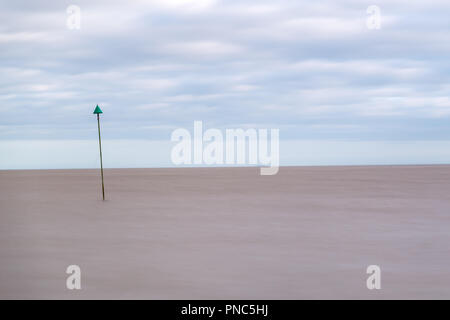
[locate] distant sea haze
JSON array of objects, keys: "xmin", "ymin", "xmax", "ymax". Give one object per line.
[{"xmin": 1, "ymin": 139, "xmax": 449, "ymax": 169}]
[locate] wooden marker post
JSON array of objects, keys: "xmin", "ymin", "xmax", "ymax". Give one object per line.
[{"xmin": 93, "ymin": 104, "xmax": 105, "ymax": 200}]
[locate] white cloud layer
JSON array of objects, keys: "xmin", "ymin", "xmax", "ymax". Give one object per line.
[{"xmin": 0, "ymin": 0, "xmax": 450, "ymax": 167}]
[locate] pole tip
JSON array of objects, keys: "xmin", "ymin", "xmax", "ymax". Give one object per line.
[{"xmin": 93, "ymin": 105, "xmax": 103, "ymax": 114}]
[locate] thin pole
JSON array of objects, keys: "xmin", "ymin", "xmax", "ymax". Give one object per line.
[{"xmin": 97, "ymin": 113, "xmax": 105, "ymax": 200}]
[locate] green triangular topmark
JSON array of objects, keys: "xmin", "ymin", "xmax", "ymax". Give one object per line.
[{"xmin": 93, "ymin": 105, "xmax": 103, "ymax": 114}]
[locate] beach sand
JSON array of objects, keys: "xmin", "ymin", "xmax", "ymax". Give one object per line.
[{"xmin": 0, "ymin": 166, "xmax": 449, "ymax": 299}]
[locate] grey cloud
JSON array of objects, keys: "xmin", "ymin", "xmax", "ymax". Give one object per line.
[{"xmin": 1, "ymin": 0, "xmax": 450, "ymax": 143}]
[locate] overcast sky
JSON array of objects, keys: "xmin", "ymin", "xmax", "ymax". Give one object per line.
[{"xmin": 1, "ymin": 0, "xmax": 450, "ymax": 168}]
